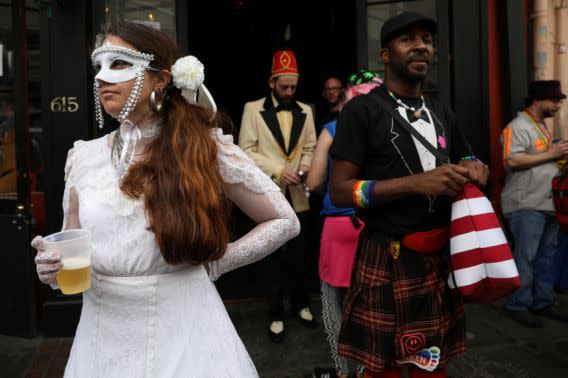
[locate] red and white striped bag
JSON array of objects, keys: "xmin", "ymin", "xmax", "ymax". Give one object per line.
[{"xmin": 448, "ymin": 183, "xmax": 520, "ymax": 303}]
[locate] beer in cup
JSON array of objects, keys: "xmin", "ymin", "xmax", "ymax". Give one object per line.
[{"xmin": 43, "ymin": 229, "xmax": 92, "ymax": 295}]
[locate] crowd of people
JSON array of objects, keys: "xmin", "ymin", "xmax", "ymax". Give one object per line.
[{"xmin": 30, "ymin": 11, "xmax": 568, "ymax": 378}]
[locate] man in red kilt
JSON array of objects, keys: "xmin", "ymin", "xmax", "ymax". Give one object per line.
[{"xmin": 329, "ymin": 12, "xmax": 490, "ymax": 378}]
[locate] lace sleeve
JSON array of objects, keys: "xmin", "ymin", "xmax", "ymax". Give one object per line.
[
  {"xmin": 62, "ymin": 146, "xmax": 82, "ymax": 230},
  {"xmin": 208, "ymin": 129, "xmax": 300, "ymax": 281}
]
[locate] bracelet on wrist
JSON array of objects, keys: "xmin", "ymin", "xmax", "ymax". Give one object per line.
[
  {"xmin": 352, "ymin": 180, "xmax": 377, "ymax": 208},
  {"xmin": 459, "ymin": 155, "xmax": 482, "ymax": 164}
]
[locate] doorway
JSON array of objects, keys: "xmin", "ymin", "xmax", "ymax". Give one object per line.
[
  {"xmin": 186, "ymin": 0, "xmax": 357, "ymax": 129},
  {"xmin": 184, "ymin": 0, "xmax": 357, "ymax": 298}
]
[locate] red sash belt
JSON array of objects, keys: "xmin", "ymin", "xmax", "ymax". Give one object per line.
[{"xmin": 401, "ymin": 226, "xmax": 450, "ymax": 254}]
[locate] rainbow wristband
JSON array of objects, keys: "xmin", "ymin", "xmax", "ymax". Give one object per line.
[
  {"xmin": 459, "ymin": 155, "xmax": 482, "ymax": 164},
  {"xmin": 352, "ymin": 180, "xmax": 377, "ymax": 208}
]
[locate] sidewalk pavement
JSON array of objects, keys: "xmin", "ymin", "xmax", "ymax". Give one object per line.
[{"xmin": 2, "ymin": 297, "xmax": 568, "ymax": 377}]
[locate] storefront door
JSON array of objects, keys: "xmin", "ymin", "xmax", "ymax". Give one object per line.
[{"xmin": 0, "ymin": 0, "xmax": 40, "ymax": 338}]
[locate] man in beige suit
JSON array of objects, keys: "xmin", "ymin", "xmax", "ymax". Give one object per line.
[{"xmin": 239, "ymin": 50, "xmax": 317, "ymax": 342}]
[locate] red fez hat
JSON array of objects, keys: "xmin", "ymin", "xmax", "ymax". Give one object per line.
[{"xmin": 271, "ymin": 50, "xmax": 299, "ymax": 79}]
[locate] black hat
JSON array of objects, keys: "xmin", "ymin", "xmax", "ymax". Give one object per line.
[
  {"xmin": 528, "ymin": 80, "xmax": 566, "ymax": 100},
  {"xmin": 380, "ymin": 12, "xmax": 438, "ymax": 48}
]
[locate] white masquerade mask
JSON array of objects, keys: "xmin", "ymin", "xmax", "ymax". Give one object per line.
[
  {"xmin": 92, "ymin": 41, "xmax": 218, "ymax": 130},
  {"xmin": 91, "ymin": 43, "xmax": 154, "ymax": 84},
  {"xmin": 92, "ymin": 42, "xmax": 155, "ymax": 127},
  {"xmin": 93, "ymin": 52, "xmax": 149, "ymax": 84}
]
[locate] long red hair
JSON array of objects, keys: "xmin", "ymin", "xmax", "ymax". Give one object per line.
[{"xmin": 102, "ymin": 21, "xmax": 230, "ymax": 265}]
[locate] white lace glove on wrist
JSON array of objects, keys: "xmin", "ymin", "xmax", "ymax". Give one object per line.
[{"xmin": 32, "ymin": 235, "xmax": 63, "ymax": 287}]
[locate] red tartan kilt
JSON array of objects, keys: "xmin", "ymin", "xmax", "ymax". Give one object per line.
[{"xmin": 338, "ymin": 233, "xmax": 466, "ymax": 373}]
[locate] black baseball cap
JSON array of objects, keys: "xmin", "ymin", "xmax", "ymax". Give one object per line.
[{"xmin": 380, "ymin": 12, "xmax": 438, "ymax": 48}]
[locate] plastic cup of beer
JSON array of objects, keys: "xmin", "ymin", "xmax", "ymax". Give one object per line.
[{"xmin": 43, "ymin": 229, "xmax": 92, "ymax": 295}]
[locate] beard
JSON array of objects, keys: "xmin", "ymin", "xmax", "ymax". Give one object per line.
[
  {"xmin": 273, "ymin": 89, "xmax": 294, "ymax": 106},
  {"xmin": 542, "ymin": 109, "xmax": 557, "ymax": 118},
  {"xmin": 390, "ymin": 56, "xmax": 430, "ymax": 83}
]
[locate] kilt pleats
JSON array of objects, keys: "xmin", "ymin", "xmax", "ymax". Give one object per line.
[{"xmin": 338, "ymin": 233, "xmax": 466, "ymax": 373}]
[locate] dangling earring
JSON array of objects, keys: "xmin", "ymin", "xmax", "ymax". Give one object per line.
[{"xmin": 149, "ymin": 89, "xmax": 163, "ymax": 112}]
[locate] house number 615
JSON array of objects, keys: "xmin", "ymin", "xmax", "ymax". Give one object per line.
[{"xmin": 50, "ymin": 97, "xmax": 79, "ymax": 112}]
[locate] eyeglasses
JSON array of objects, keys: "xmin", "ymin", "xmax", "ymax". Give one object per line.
[{"xmin": 324, "ymin": 86, "xmax": 342, "ymax": 92}]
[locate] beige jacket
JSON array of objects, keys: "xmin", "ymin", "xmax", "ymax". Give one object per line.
[{"xmin": 238, "ymin": 96, "xmax": 316, "ymax": 213}]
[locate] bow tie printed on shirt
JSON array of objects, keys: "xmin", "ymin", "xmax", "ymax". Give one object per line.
[
  {"xmin": 275, "ymin": 103, "xmax": 294, "ymax": 112},
  {"xmin": 406, "ymin": 108, "xmax": 429, "ymax": 123}
]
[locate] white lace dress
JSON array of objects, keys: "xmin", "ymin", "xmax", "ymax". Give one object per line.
[{"xmin": 60, "ymin": 129, "xmax": 300, "ymax": 378}]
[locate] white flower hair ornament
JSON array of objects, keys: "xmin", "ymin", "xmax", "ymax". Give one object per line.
[{"xmin": 171, "ymin": 55, "xmax": 217, "ymax": 113}]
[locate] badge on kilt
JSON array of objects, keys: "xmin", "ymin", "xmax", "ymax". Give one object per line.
[
  {"xmin": 390, "ymin": 241, "xmax": 400, "ymax": 260},
  {"xmin": 397, "ymin": 346, "xmax": 441, "ymax": 372},
  {"xmin": 398, "ymin": 333, "xmax": 441, "ymax": 372}
]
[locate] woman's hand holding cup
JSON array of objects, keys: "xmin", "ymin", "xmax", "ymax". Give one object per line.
[{"xmin": 32, "ymin": 235, "xmax": 63, "ymax": 286}]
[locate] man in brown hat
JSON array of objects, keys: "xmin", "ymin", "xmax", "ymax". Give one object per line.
[
  {"xmin": 238, "ymin": 50, "xmax": 318, "ymax": 342},
  {"xmin": 501, "ymin": 80, "xmax": 568, "ymax": 327}
]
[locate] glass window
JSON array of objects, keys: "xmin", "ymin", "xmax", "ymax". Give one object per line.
[
  {"xmin": 0, "ymin": 0, "xmax": 16, "ymax": 195},
  {"xmin": 367, "ymin": 0, "xmax": 438, "ymax": 91},
  {"xmin": 27, "ymin": 1, "xmax": 43, "ymax": 196},
  {"xmin": 0, "ymin": 1, "xmax": 44, "ymax": 231},
  {"xmin": 0, "ymin": 0, "xmax": 42, "ymax": 197},
  {"xmin": 104, "ymin": 0, "xmax": 177, "ymax": 39}
]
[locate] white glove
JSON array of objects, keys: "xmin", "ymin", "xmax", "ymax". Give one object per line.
[{"xmin": 31, "ymin": 235, "xmax": 62, "ymax": 286}]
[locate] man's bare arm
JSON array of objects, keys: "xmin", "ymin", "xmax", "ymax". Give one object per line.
[{"xmin": 330, "ymin": 160, "xmax": 470, "ymax": 208}]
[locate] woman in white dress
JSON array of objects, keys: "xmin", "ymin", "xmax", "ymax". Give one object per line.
[{"xmin": 31, "ymin": 20, "xmax": 300, "ymax": 377}]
